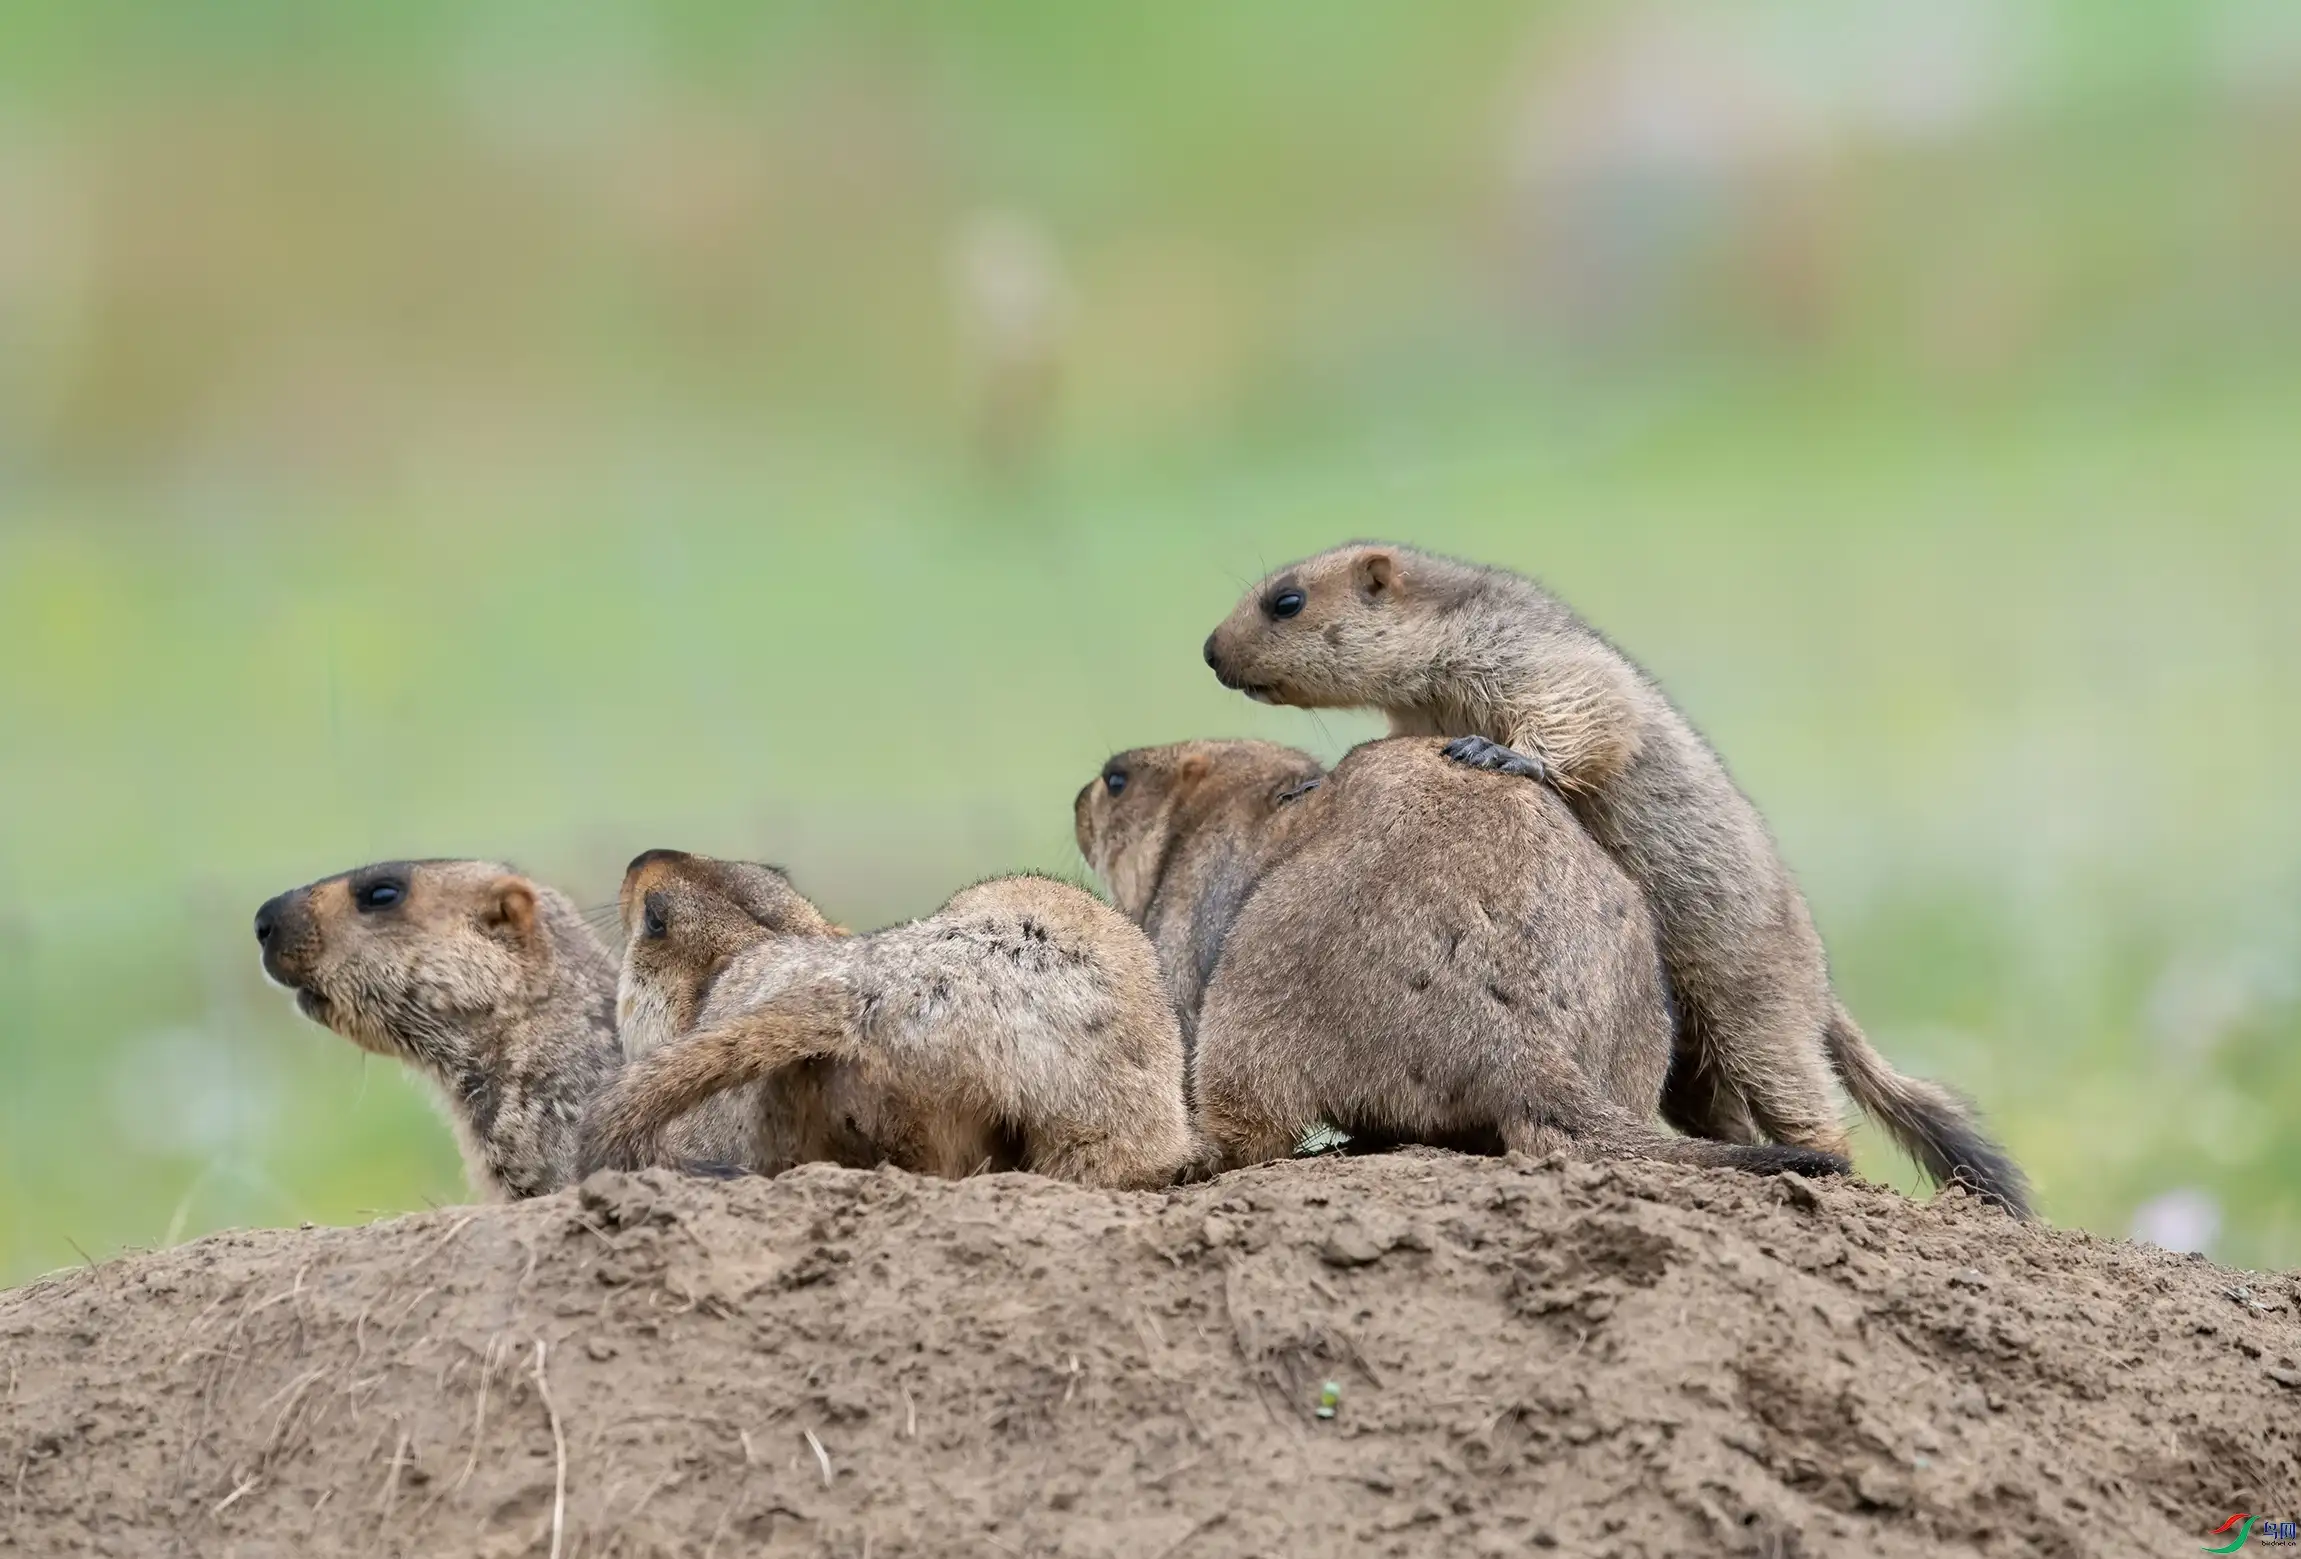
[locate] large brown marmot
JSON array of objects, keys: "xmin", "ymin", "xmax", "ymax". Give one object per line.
[{"xmin": 1078, "ymin": 737, "xmax": 1852, "ymax": 1181}]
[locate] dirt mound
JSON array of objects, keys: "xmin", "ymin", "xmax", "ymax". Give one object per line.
[{"xmin": 4, "ymin": 1153, "xmax": 2297, "ymax": 1558}]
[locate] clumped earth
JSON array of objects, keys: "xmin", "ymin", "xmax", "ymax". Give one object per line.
[{"xmin": 3, "ymin": 1152, "xmax": 2297, "ymax": 1558}]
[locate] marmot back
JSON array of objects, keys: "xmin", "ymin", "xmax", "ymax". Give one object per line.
[{"xmin": 1208, "ymin": 738, "xmax": 1673, "ymax": 1133}]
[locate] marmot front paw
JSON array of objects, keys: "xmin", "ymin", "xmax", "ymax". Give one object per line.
[{"xmin": 1440, "ymin": 735, "xmax": 1547, "ymax": 783}]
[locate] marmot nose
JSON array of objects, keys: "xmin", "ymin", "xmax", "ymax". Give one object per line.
[
  {"xmin": 253, "ymin": 894, "xmax": 286, "ymax": 946},
  {"xmin": 1202, "ymin": 633, "xmax": 1240, "ymax": 688}
]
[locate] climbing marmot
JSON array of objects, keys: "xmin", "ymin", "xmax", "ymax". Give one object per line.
[
  {"xmin": 1201, "ymin": 542, "xmax": 2030, "ymax": 1214},
  {"xmin": 254, "ymin": 859, "xmax": 626, "ymax": 1200},
  {"xmin": 581, "ymin": 853, "xmax": 1196, "ymax": 1189},
  {"xmin": 1079, "ymin": 737, "xmax": 1852, "ymax": 1180}
]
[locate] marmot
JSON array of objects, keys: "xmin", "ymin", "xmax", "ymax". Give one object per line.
[
  {"xmin": 580, "ymin": 853, "xmax": 1197, "ymax": 1189},
  {"xmin": 1202, "ymin": 542, "xmax": 2031, "ymax": 1214},
  {"xmin": 612, "ymin": 849, "xmax": 853, "ymax": 1173},
  {"xmin": 254, "ymin": 859, "xmax": 628, "ymax": 1200},
  {"xmin": 1078, "ymin": 737, "xmax": 1852, "ymax": 1180},
  {"xmin": 1071, "ymin": 739, "xmax": 1325, "ymax": 1058},
  {"xmin": 611, "ymin": 849, "xmax": 1005, "ymax": 1177}
]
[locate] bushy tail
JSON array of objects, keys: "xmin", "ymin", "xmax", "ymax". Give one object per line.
[
  {"xmin": 580, "ymin": 984, "xmax": 855, "ymax": 1176},
  {"xmin": 1508, "ymin": 1083, "xmax": 1853, "ymax": 1181},
  {"xmin": 1824, "ymin": 1003, "xmax": 2031, "ymax": 1217}
]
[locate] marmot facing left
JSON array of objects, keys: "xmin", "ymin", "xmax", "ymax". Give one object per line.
[
  {"xmin": 1202, "ymin": 542, "xmax": 2030, "ymax": 1215},
  {"xmin": 254, "ymin": 859, "xmax": 622, "ymax": 1200},
  {"xmin": 1072, "ymin": 738, "xmax": 1325, "ymax": 1058},
  {"xmin": 613, "ymin": 849, "xmax": 850, "ymax": 1173},
  {"xmin": 615, "ymin": 849, "xmax": 847, "ymax": 1060},
  {"xmin": 1079, "ymin": 737, "xmax": 1853, "ymax": 1182},
  {"xmin": 613, "ymin": 849, "xmax": 1001, "ymax": 1177},
  {"xmin": 582, "ymin": 853, "xmax": 1196, "ymax": 1189}
]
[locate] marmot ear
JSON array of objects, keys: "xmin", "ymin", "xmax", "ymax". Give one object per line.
[
  {"xmin": 483, "ymin": 878, "xmax": 539, "ymax": 946},
  {"xmin": 1177, "ymin": 754, "xmax": 1211, "ymax": 789},
  {"xmin": 1355, "ymin": 550, "xmax": 1395, "ymax": 600}
]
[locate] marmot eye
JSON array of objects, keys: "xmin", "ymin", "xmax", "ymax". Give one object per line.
[
  {"xmin": 354, "ymin": 880, "xmax": 404, "ymax": 912},
  {"xmin": 1103, "ymin": 770, "xmax": 1128, "ymax": 796},
  {"xmin": 642, "ymin": 893, "xmax": 670, "ymax": 940},
  {"xmin": 1268, "ymin": 589, "xmax": 1306, "ymax": 620}
]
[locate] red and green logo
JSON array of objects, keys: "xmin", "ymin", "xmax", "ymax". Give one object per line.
[
  {"xmin": 2208, "ymin": 1515, "xmax": 2301, "ymax": 1552},
  {"xmin": 2207, "ymin": 1516, "xmax": 2256, "ymax": 1554}
]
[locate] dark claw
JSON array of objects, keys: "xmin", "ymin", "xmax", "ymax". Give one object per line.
[
  {"xmin": 1751, "ymin": 1146, "xmax": 1852, "ymax": 1178},
  {"xmin": 1440, "ymin": 735, "xmax": 1546, "ymax": 783},
  {"xmin": 674, "ymin": 1159, "xmax": 752, "ymax": 1182}
]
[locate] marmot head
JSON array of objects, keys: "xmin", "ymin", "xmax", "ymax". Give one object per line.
[
  {"xmin": 255, "ymin": 860, "xmax": 581, "ymax": 1073},
  {"xmin": 616, "ymin": 850, "xmax": 840, "ymax": 1056},
  {"xmin": 1202, "ymin": 542, "xmax": 1464, "ymax": 710},
  {"xmin": 1075, "ymin": 740, "xmax": 1325, "ymax": 920}
]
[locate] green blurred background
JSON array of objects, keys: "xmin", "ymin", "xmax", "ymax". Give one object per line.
[{"xmin": 3, "ymin": 0, "xmax": 2297, "ymax": 1284}]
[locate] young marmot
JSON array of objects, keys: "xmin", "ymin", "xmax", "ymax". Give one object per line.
[
  {"xmin": 254, "ymin": 859, "xmax": 626, "ymax": 1200},
  {"xmin": 1078, "ymin": 737, "xmax": 1852, "ymax": 1180},
  {"xmin": 611, "ymin": 849, "xmax": 1004, "ymax": 1177},
  {"xmin": 612, "ymin": 849, "xmax": 852, "ymax": 1172},
  {"xmin": 1201, "ymin": 543, "xmax": 2030, "ymax": 1214},
  {"xmin": 580, "ymin": 853, "xmax": 1197, "ymax": 1189}
]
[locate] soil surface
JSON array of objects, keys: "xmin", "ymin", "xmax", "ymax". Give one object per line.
[{"xmin": 3, "ymin": 1151, "xmax": 2297, "ymax": 1558}]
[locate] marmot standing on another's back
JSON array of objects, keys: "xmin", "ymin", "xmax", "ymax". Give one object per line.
[{"xmin": 1201, "ymin": 543, "xmax": 2030, "ymax": 1215}]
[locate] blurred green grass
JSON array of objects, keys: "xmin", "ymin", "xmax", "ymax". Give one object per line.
[{"xmin": 3, "ymin": 0, "xmax": 2298, "ymax": 1281}]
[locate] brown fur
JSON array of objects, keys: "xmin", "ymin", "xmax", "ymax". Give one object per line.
[
  {"xmin": 1073, "ymin": 740, "xmax": 1326, "ymax": 1061},
  {"xmin": 611, "ymin": 850, "xmax": 991, "ymax": 1176},
  {"xmin": 1202, "ymin": 543, "xmax": 2031, "ymax": 1214},
  {"xmin": 612, "ymin": 850, "xmax": 861, "ymax": 1173},
  {"xmin": 1079, "ymin": 737, "xmax": 1853, "ymax": 1181},
  {"xmin": 581, "ymin": 853, "xmax": 1196, "ymax": 1189},
  {"xmin": 254, "ymin": 859, "xmax": 623, "ymax": 1200}
]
